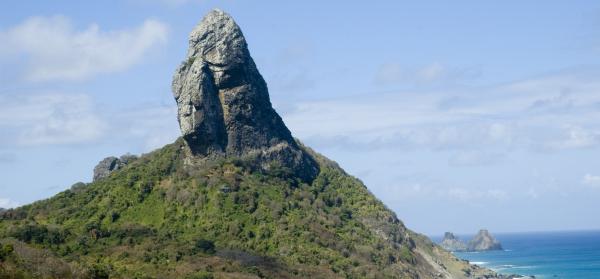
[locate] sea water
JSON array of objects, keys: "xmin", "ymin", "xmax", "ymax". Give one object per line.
[{"xmin": 432, "ymin": 230, "xmax": 600, "ymax": 279}]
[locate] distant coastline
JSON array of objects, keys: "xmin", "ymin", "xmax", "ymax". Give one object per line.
[{"xmin": 432, "ymin": 230, "xmax": 600, "ymax": 279}]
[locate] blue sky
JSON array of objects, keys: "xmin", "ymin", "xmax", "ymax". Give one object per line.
[{"xmin": 1, "ymin": 0, "xmax": 600, "ymax": 235}]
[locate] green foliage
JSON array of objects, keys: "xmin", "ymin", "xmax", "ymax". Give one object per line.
[
  {"xmin": 70, "ymin": 182, "xmax": 87, "ymax": 192},
  {"xmin": 194, "ymin": 239, "xmax": 215, "ymax": 254},
  {"xmin": 10, "ymin": 223, "xmax": 68, "ymax": 245},
  {"xmin": 399, "ymin": 245, "xmax": 415, "ymax": 264},
  {"xmin": 185, "ymin": 271, "xmax": 214, "ymax": 279},
  {"xmin": 0, "ymin": 139, "xmax": 421, "ymax": 278},
  {"xmin": 89, "ymin": 264, "xmax": 110, "ymax": 279},
  {"xmin": 0, "ymin": 244, "xmax": 14, "ymax": 261}
]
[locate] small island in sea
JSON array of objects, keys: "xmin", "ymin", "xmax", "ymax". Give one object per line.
[
  {"xmin": 445, "ymin": 231, "xmax": 600, "ymax": 279},
  {"xmin": 440, "ymin": 229, "xmax": 503, "ymax": 252}
]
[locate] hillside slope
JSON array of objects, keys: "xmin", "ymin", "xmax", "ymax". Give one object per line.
[{"xmin": 1, "ymin": 139, "xmax": 498, "ymax": 278}]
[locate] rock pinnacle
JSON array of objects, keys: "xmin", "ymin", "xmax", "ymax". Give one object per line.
[{"xmin": 172, "ymin": 9, "xmax": 318, "ymax": 181}]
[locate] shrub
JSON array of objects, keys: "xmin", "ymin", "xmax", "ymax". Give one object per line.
[
  {"xmin": 70, "ymin": 182, "xmax": 87, "ymax": 193},
  {"xmin": 399, "ymin": 246, "xmax": 415, "ymax": 264},
  {"xmin": 110, "ymin": 211, "xmax": 120, "ymax": 222},
  {"xmin": 185, "ymin": 271, "xmax": 214, "ymax": 279},
  {"xmin": 10, "ymin": 224, "xmax": 67, "ymax": 245},
  {"xmin": 0, "ymin": 244, "xmax": 14, "ymax": 261},
  {"xmin": 111, "ymin": 224, "xmax": 155, "ymax": 239},
  {"xmin": 194, "ymin": 239, "xmax": 215, "ymax": 254},
  {"xmin": 88, "ymin": 264, "xmax": 110, "ymax": 279}
]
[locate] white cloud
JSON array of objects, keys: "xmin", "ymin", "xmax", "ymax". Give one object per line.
[
  {"xmin": 416, "ymin": 62, "xmax": 445, "ymax": 81},
  {"xmin": 373, "ymin": 62, "xmax": 479, "ymax": 85},
  {"xmin": 111, "ymin": 105, "xmax": 180, "ymax": 151},
  {"xmin": 0, "ymin": 197, "xmax": 19, "ymax": 209},
  {"xmin": 0, "ymin": 91, "xmax": 180, "ymax": 149},
  {"xmin": 447, "ymin": 187, "xmax": 475, "ymax": 202},
  {"xmin": 376, "ymin": 181, "xmax": 509, "ymax": 204},
  {"xmin": 0, "ymin": 15, "xmax": 168, "ymax": 81},
  {"xmin": 284, "ymin": 68, "xmax": 600, "ymax": 153},
  {"xmin": 448, "ymin": 151, "xmax": 504, "ymax": 166},
  {"xmin": 447, "ymin": 187, "xmax": 508, "ymax": 202},
  {"xmin": 547, "ymin": 126, "xmax": 600, "ymax": 149},
  {"xmin": 0, "ymin": 93, "xmax": 107, "ymax": 145},
  {"xmin": 582, "ymin": 174, "xmax": 600, "ymax": 189}
]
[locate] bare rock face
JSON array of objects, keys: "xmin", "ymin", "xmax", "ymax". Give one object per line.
[
  {"xmin": 440, "ymin": 232, "xmax": 467, "ymax": 252},
  {"xmin": 93, "ymin": 154, "xmax": 137, "ymax": 181},
  {"xmin": 467, "ymin": 229, "xmax": 503, "ymax": 251},
  {"xmin": 172, "ymin": 9, "xmax": 318, "ymax": 181},
  {"xmin": 93, "ymin": 157, "xmax": 121, "ymax": 181}
]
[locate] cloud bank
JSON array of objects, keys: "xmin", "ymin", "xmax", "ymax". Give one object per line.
[
  {"xmin": 0, "ymin": 16, "xmax": 168, "ymax": 81},
  {"xmin": 284, "ymin": 67, "xmax": 600, "ymax": 154},
  {"xmin": 0, "ymin": 93, "xmax": 106, "ymax": 145}
]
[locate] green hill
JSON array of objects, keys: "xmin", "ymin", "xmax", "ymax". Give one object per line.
[
  {"xmin": 0, "ymin": 9, "xmax": 508, "ymax": 279},
  {"xmin": 0, "ymin": 139, "xmax": 498, "ymax": 278}
]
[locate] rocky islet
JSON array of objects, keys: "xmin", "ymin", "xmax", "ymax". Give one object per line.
[{"xmin": 440, "ymin": 229, "xmax": 503, "ymax": 252}]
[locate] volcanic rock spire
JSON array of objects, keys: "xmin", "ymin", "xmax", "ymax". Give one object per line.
[{"xmin": 172, "ymin": 9, "xmax": 318, "ymax": 181}]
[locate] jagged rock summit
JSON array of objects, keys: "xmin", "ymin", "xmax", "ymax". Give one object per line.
[
  {"xmin": 440, "ymin": 232, "xmax": 468, "ymax": 252},
  {"xmin": 172, "ymin": 9, "xmax": 318, "ymax": 181}
]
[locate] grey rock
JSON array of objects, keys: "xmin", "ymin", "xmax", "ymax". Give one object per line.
[
  {"xmin": 172, "ymin": 9, "xmax": 318, "ymax": 181},
  {"xmin": 439, "ymin": 230, "xmax": 503, "ymax": 252},
  {"xmin": 440, "ymin": 232, "xmax": 467, "ymax": 252},
  {"xmin": 93, "ymin": 154, "xmax": 137, "ymax": 181},
  {"xmin": 119, "ymin": 153, "xmax": 137, "ymax": 165},
  {"xmin": 70, "ymin": 182, "xmax": 87, "ymax": 193},
  {"xmin": 467, "ymin": 229, "xmax": 502, "ymax": 251},
  {"xmin": 93, "ymin": 157, "xmax": 122, "ymax": 181}
]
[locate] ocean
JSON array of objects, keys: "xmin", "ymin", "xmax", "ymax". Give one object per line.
[{"xmin": 432, "ymin": 230, "xmax": 600, "ymax": 279}]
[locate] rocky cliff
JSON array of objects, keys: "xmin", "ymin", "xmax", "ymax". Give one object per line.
[{"xmin": 172, "ymin": 9, "xmax": 318, "ymax": 182}]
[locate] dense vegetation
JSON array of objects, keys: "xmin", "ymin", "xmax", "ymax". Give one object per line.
[{"xmin": 0, "ymin": 139, "xmax": 493, "ymax": 278}]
